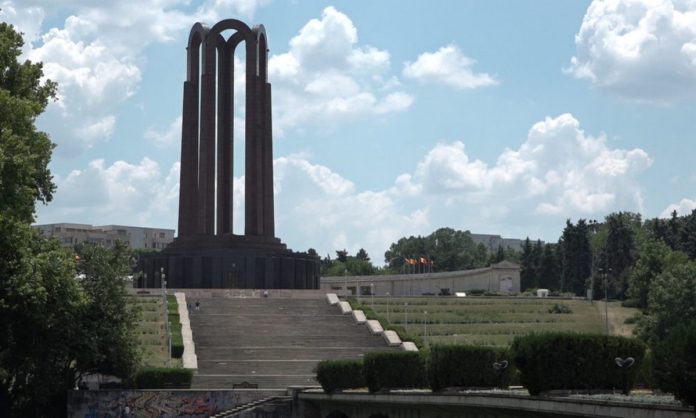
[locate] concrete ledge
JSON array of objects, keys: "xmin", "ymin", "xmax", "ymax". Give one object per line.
[
  {"xmin": 382, "ymin": 330, "xmax": 401, "ymax": 346},
  {"xmin": 351, "ymin": 310, "xmax": 367, "ymax": 324},
  {"xmin": 401, "ymin": 341, "xmax": 418, "ymax": 351},
  {"xmin": 298, "ymin": 391, "xmax": 695, "ymax": 418},
  {"xmin": 175, "ymin": 292, "xmax": 198, "ymax": 369},
  {"xmin": 338, "ymin": 301, "xmax": 352, "ymax": 314},
  {"xmin": 326, "ymin": 293, "xmax": 339, "ymax": 305},
  {"xmin": 366, "ymin": 320, "xmax": 383, "ymax": 335}
]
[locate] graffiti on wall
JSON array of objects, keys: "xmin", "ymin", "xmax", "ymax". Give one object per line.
[{"xmin": 70, "ymin": 389, "xmax": 281, "ymax": 418}]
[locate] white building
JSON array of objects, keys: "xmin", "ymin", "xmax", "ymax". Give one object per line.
[{"xmin": 33, "ymin": 223, "xmax": 175, "ymax": 250}]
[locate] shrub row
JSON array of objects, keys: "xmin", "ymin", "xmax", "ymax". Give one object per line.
[
  {"xmin": 316, "ymin": 347, "xmax": 508, "ymax": 393},
  {"xmin": 316, "ymin": 359, "xmax": 365, "ymax": 394},
  {"xmin": 316, "ymin": 334, "xmax": 648, "ymax": 396},
  {"xmin": 512, "ymin": 333, "xmax": 646, "ymax": 395},
  {"xmin": 652, "ymin": 320, "xmax": 696, "ymax": 407},
  {"xmin": 428, "ymin": 345, "xmax": 513, "ymax": 391},
  {"xmin": 134, "ymin": 367, "xmax": 193, "ymax": 389},
  {"xmin": 167, "ymin": 295, "xmax": 184, "ymax": 358}
]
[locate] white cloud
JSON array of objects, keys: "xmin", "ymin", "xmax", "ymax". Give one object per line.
[
  {"xmin": 4, "ymin": 0, "xmax": 267, "ymax": 156},
  {"xmin": 404, "ymin": 113, "xmax": 652, "ymax": 217},
  {"xmin": 145, "ymin": 116, "xmax": 182, "ymax": 147},
  {"xmin": 37, "ymin": 158, "xmax": 180, "ymax": 228},
  {"xmin": 403, "ymin": 43, "xmax": 498, "ymax": 89},
  {"xmin": 268, "ymin": 6, "xmax": 413, "ymax": 135},
  {"xmin": 661, "ymin": 198, "xmax": 696, "ymax": 217},
  {"xmin": 567, "ymin": 0, "xmax": 696, "ymax": 103},
  {"xmin": 36, "ymin": 114, "xmax": 654, "ymax": 263}
]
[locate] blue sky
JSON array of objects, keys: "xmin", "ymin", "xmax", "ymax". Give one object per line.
[{"xmin": 3, "ymin": 0, "xmax": 696, "ymax": 262}]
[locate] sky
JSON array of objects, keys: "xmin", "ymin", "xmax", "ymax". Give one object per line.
[{"xmin": 3, "ymin": 0, "xmax": 696, "ymax": 263}]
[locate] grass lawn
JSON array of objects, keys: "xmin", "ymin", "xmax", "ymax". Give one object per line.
[
  {"xmin": 351, "ymin": 296, "xmax": 639, "ymax": 347},
  {"xmin": 132, "ymin": 295, "xmax": 182, "ymax": 368}
]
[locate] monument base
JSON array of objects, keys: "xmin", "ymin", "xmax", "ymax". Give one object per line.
[{"xmin": 137, "ymin": 234, "xmax": 320, "ymax": 289}]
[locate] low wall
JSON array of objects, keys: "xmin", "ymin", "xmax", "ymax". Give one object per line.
[
  {"xmin": 68, "ymin": 389, "xmax": 285, "ymax": 418},
  {"xmin": 298, "ymin": 391, "xmax": 694, "ymax": 418}
]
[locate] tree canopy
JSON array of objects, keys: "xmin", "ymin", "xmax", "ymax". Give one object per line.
[{"xmin": 0, "ymin": 24, "xmax": 138, "ymax": 417}]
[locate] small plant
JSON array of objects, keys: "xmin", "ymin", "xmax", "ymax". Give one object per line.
[{"xmin": 548, "ymin": 303, "xmax": 572, "ymax": 314}]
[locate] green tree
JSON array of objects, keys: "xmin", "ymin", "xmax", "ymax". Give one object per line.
[
  {"xmin": 636, "ymin": 260, "xmax": 696, "ymax": 346},
  {"xmin": 0, "ymin": 22, "xmax": 56, "ymax": 224},
  {"xmin": 679, "ymin": 209, "xmax": 696, "ymax": 260},
  {"xmin": 335, "ymin": 249, "xmax": 348, "ymax": 263},
  {"xmin": 626, "ymin": 238, "xmax": 682, "ymax": 310},
  {"xmin": 0, "ymin": 24, "xmax": 138, "ymax": 417},
  {"xmin": 538, "ymin": 243, "xmax": 560, "ymax": 290},
  {"xmin": 560, "ymin": 219, "xmax": 592, "ymax": 296},
  {"xmin": 520, "ymin": 238, "xmax": 535, "ymax": 290},
  {"xmin": 74, "ymin": 242, "xmax": 140, "ymax": 379},
  {"xmin": 605, "ymin": 212, "xmax": 638, "ymax": 299},
  {"xmin": 356, "ymin": 248, "xmax": 370, "ymax": 261}
]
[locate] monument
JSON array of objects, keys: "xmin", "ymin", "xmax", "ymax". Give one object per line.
[{"xmin": 139, "ymin": 19, "xmax": 319, "ymax": 289}]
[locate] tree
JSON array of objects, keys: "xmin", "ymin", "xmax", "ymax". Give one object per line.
[
  {"xmin": 0, "ymin": 25, "xmax": 138, "ymax": 417},
  {"xmin": 626, "ymin": 238, "xmax": 679, "ymax": 310},
  {"xmin": 0, "ymin": 22, "xmax": 56, "ymax": 224},
  {"xmin": 538, "ymin": 243, "xmax": 560, "ymax": 290},
  {"xmin": 636, "ymin": 260, "xmax": 696, "ymax": 346},
  {"xmin": 560, "ymin": 219, "xmax": 592, "ymax": 296},
  {"xmin": 679, "ymin": 209, "xmax": 696, "ymax": 260},
  {"xmin": 520, "ymin": 238, "xmax": 535, "ymax": 290},
  {"xmin": 356, "ymin": 248, "xmax": 370, "ymax": 261},
  {"xmin": 605, "ymin": 212, "xmax": 638, "ymax": 299},
  {"xmin": 74, "ymin": 242, "xmax": 140, "ymax": 379},
  {"xmin": 335, "ymin": 249, "xmax": 348, "ymax": 263}
]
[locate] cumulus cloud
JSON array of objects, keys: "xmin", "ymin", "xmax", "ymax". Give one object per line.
[
  {"xmin": 145, "ymin": 116, "xmax": 183, "ymax": 147},
  {"xmin": 4, "ymin": 0, "xmax": 267, "ymax": 156},
  {"xmin": 403, "ymin": 44, "xmax": 498, "ymax": 89},
  {"xmin": 567, "ymin": 0, "xmax": 696, "ymax": 103},
  {"xmin": 400, "ymin": 113, "xmax": 652, "ymax": 218},
  {"xmin": 37, "ymin": 158, "xmax": 180, "ymax": 228},
  {"xmin": 661, "ymin": 198, "xmax": 696, "ymax": 217},
  {"xmin": 268, "ymin": 7, "xmax": 413, "ymax": 135}
]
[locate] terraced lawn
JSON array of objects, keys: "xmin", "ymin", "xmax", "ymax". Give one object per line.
[
  {"xmin": 132, "ymin": 295, "xmax": 182, "ymax": 368},
  {"xmin": 352, "ymin": 296, "xmax": 636, "ymax": 347}
]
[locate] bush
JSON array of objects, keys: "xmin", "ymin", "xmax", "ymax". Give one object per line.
[
  {"xmin": 652, "ymin": 320, "xmax": 696, "ymax": 407},
  {"xmin": 468, "ymin": 289, "xmax": 486, "ymax": 296},
  {"xmin": 512, "ymin": 333, "xmax": 646, "ymax": 395},
  {"xmin": 547, "ymin": 303, "xmax": 572, "ymax": 314},
  {"xmin": 167, "ymin": 295, "xmax": 184, "ymax": 358},
  {"xmin": 134, "ymin": 367, "xmax": 193, "ymax": 389},
  {"xmin": 428, "ymin": 345, "xmax": 513, "ymax": 391},
  {"xmin": 363, "ymin": 351, "xmax": 426, "ymax": 392},
  {"xmin": 315, "ymin": 359, "xmax": 365, "ymax": 393}
]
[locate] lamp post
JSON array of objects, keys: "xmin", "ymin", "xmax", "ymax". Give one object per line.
[
  {"xmin": 370, "ymin": 283, "xmax": 374, "ymax": 309},
  {"xmin": 404, "ymin": 302, "xmax": 408, "ymax": 330},
  {"xmin": 386, "ymin": 292, "xmax": 390, "ymax": 322},
  {"xmin": 344, "ymin": 269, "xmax": 348, "ymax": 298},
  {"xmin": 161, "ymin": 267, "xmax": 171, "ymax": 357},
  {"xmin": 598, "ymin": 267, "xmax": 612, "ymax": 337},
  {"xmin": 423, "ymin": 310, "xmax": 428, "ymax": 347}
]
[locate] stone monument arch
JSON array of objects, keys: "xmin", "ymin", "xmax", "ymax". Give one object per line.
[{"xmin": 139, "ymin": 19, "xmax": 319, "ymax": 290}]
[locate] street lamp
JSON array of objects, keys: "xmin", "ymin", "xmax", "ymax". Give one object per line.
[
  {"xmin": 344, "ymin": 269, "xmax": 348, "ymax": 298},
  {"xmin": 598, "ymin": 267, "xmax": 612, "ymax": 337},
  {"xmin": 370, "ymin": 283, "xmax": 375, "ymax": 309},
  {"xmin": 386, "ymin": 292, "xmax": 390, "ymax": 322},
  {"xmin": 160, "ymin": 267, "xmax": 171, "ymax": 357},
  {"xmin": 423, "ymin": 310, "xmax": 428, "ymax": 347},
  {"xmin": 404, "ymin": 302, "xmax": 408, "ymax": 330}
]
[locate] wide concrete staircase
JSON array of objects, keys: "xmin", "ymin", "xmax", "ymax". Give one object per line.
[{"xmin": 189, "ymin": 294, "xmax": 396, "ymax": 389}]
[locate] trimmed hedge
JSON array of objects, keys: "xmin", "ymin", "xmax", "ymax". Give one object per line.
[
  {"xmin": 316, "ymin": 359, "xmax": 365, "ymax": 393},
  {"xmin": 363, "ymin": 351, "xmax": 426, "ymax": 392},
  {"xmin": 134, "ymin": 367, "xmax": 193, "ymax": 389},
  {"xmin": 652, "ymin": 320, "xmax": 696, "ymax": 407},
  {"xmin": 167, "ymin": 295, "xmax": 184, "ymax": 358},
  {"xmin": 428, "ymin": 345, "xmax": 513, "ymax": 391},
  {"xmin": 512, "ymin": 333, "xmax": 646, "ymax": 395}
]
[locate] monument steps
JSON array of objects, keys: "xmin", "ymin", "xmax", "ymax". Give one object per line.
[{"xmin": 189, "ymin": 294, "xmax": 399, "ymax": 389}]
